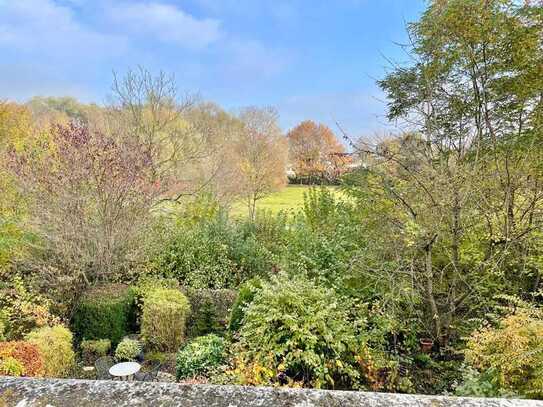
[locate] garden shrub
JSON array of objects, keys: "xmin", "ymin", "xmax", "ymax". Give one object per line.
[
  {"xmin": 463, "ymin": 309, "xmax": 543, "ymax": 399},
  {"xmin": 115, "ymin": 338, "xmax": 142, "ymax": 362},
  {"xmin": 152, "ymin": 218, "xmax": 238, "ymax": 289},
  {"xmin": 176, "ymin": 334, "xmax": 226, "ymax": 380},
  {"xmin": 71, "ymin": 284, "xmax": 135, "ymax": 346},
  {"xmin": 0, "ymin": 356, "xmax": 24, "ymax": 376},
  {"xmin": 0, "ymin": 275, "xmax": 60, "ymax": 340},
  {"xmin": 132, "ymin": 277, "xmax": 179, "ymax": 318},
  {"xmin": 236, "ymin": 274, "xmax": 360, "ymax": 389},
  {"xmin": 0, "ymin": 341, "xmax": 44, "ymax": 377},
  {"xmin": 228, "ymin": 278, "xmax": 262, "ymax": 334},
  {"xmin": 26, "ymin": 325, "xmax": 75, "ymax": 377},
  {"xmin": 185, "ymin": 288, "xmax": 237, "ymax": 337},
  {"xmin": 141, "ymin": 288, "xmax": 190, "ymax": 352},
  {"xmin": 80, "ymin": 339, "xmax": 111, "ymax": 365}
]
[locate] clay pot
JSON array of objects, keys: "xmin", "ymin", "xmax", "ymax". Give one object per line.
[{"xmin": 419, "ymin": 338, "xmax": 434, "ymax": 353}]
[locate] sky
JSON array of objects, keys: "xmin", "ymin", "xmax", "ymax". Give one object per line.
[{"xmin": 0, "ymin": 0, "xmax": 426, "ymax": 137}]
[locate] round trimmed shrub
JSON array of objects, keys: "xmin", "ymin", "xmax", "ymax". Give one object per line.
[
  {"xmin": 115, "ymin": 338, "xmax": 142, "ymax": 362},
  {"xmin": 236, "ymin": 274, "xmax": 359, "ymax": 388},
  {"xmin": 26, "ymin": 325, "xmax": 75, "ymax": 378},
  {"xmin": 0, "ymin": 341, "xmax": 44, "ymax": 377},
  {"xmin": 176, "ymin": 334, "xmax": 226, "ymax": 380},
  {"xmin": 141, "ymin": 288, "xmax": 190, "ymax": 352},
  {"xmin": 71, "ymin": 284, "xmax": 135, "ymax": 346}
]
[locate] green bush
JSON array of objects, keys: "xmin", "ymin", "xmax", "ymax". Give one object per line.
[
  {"xmin": 80, "ymin": 339, "xmax": 111, "ymax": 364},
  {"xmin": 228, "ymin": 278, "xmax": 262, "ymax": 333},
  {"xmin": 141, "ymin": 288, "xmax": 190, "ymax": 352},
  {"xmin": 0, "ymin": 356, "xmax": 24, "ymax": 376},
  {"xmin": 176, "ymin": 334, "xmax": 226, "ymax": 380},
  {"xmin": 26, "ymin": 325, "xmax": 75, "ymax": 378},
  {"xmin": 236, "ymin": 274, "xmax": 359, "ymax": 389},
  {"xmin": 152, "ymin": 218, "xmax": 238, "ymax": 289},
  {"xmin": 185, "ymin": 288, "xmax": 237, "ymax": 337},
  {"xmin": 71, "ymin": 284, "xmax": 135, "ymax": 346},
  {"xmin": 115, "ymin": 338, "xmax": 142, "ymax": 362}
]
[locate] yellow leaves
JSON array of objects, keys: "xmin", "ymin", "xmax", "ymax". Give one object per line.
[
  {"xmin": 0, "ymin": 102, "xmax": 33, "ymax": 151},
  {"xmin": 466, "ymin": 310, "xmax": 543, "ymax": 396}
]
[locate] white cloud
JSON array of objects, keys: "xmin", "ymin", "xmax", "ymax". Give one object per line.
[
  {"xmin": 0, "ymin": 0, "xmax": 124, "ymax": 55},
  {"xmin": 106, "ymin": 2, "xmax": 221, "ymax": 49}
]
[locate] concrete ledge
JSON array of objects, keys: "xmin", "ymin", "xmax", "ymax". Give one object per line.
[{"xmin": 0, "ymin": 377, "xmax": 541, "ymax": 407}]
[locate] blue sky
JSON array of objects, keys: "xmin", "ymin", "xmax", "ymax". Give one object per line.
[{"xmin": 0, "ymin": 0, "xmax": 426, "ymax": 136}]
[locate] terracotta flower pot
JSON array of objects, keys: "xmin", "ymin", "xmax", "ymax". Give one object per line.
[{"xmin": 419, "ymin": 338, "xmax": 434, "ymax": 353}]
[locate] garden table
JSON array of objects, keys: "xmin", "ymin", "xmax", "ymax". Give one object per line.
[{"xmin": 109, "ymin": 362, "xmax": 141, "ymax": 381}]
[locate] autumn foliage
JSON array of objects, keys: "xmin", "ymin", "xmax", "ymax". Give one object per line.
[
  {"xmin": 286, "ymin": 120, "xmax": 345, "ymax": 182},
  {"xmin": 0, "ymin": 341, "xmax": 44, "ymax": 377}
]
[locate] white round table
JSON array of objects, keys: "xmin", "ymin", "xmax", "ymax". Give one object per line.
[{"xmin": 109, "ymin": 362, "xmax": 141, "ymax": 381}]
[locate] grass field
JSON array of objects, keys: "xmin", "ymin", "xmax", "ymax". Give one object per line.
[{"xmin": 230, "ymin": 185, "xmax": 339, "ymax": 217}]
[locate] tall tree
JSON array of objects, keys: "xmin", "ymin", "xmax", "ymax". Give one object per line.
[
  {"xmin": 287, "ymin": 120, "xmax": 344, "ymax": 183},
  {"xmin": 347, "ymin": 0, "xmax": 543, "ymax": 345},
  {"xmin": 236, "ymin": 107, "xmax": 288, "ymax": 219}
]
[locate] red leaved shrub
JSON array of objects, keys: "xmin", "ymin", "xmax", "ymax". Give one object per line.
[{"xmin": 0, "ymin": 341, "xmax": 44, "ymax": 377}]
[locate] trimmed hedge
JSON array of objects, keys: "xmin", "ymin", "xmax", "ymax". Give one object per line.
[
  {"xmin": 141, "ymin": 288, "xmax": 190, "ymax": 352},
  {"xmin": 71, "ymin": 284, "xmax": 135, "ymax": 346},
  {"xmin": 185, "ymin": 288, "xmax": 237, "ymax": 338}
]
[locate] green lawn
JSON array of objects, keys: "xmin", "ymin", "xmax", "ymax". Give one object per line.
[{"xmin": 230, "ymin": 185, "xmax": 339, "ymax": 218}]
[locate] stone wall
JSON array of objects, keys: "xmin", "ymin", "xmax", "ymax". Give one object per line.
[{"xmin": 1, "ymin": 377, "xmax": 541, "ymax": 407}]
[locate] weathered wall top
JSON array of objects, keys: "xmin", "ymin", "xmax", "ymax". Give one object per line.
[{"xmin": 1, "ymin": 377, "xmax": 541, "ymax": 407}]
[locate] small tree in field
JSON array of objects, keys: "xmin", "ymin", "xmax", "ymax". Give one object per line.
[{"xmin": 236, "ymin": 107, "xmax": 288, "ymax": 219}]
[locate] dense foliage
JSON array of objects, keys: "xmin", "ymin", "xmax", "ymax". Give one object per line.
[
  {"xmin": 235, "ymin": 274, "xmax": 360, "ymax": 389},
  {"xmin": 71, "ymin": 284, "xmax": 135, "ymax": 346},
  {"xmin": 141, "ymin": 288, "xmax": 190, "ymax": 352},
  {"xmin": 228, "ymin": 278, "xmax": 262, "ymax": 334},
  {"xmin": 80, "ymin": 339, "xmax": 111, "ymax": 365},
  {"xmin": 0, "ymin": 341, "xmax": 44, "ymax": 377},
  {"xmin": 185, "ymin": 288, "xmax": 236, "ymax": 338},
  {"xmin": 26, "ymin": 325, "xmax": 75, "ymax": 378},
  {"xmin": 462, "ymin": 307, "xmax": 543, "ymax": 399},
  {"xmin": 115, "ymin": 338, "xmax": 143, "ymax": 362},
  {"xmin": 176, "ymin": 334, "xmax": 226, "ymax": 380},
  {"xmin": 1, "ymin": 0, "xmax": 543, "ymax": 399}
]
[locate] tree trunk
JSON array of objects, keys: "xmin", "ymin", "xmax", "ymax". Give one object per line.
[{"xmin": 424, "ymin": 235, "xmax": 441, "ymax": 343}]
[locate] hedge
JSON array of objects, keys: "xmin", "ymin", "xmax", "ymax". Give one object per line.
[
  {"xmin": 141, "ymin": 288, "xmax": 190, "ymax": 352},
  {"xmin": 71, "ymin": 284, "xmax": 135, "ymax": 346}
]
